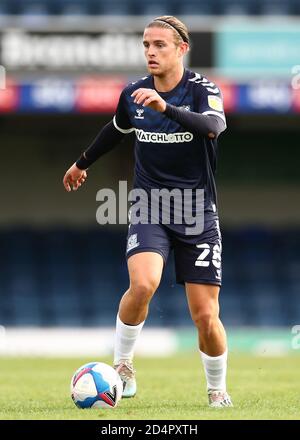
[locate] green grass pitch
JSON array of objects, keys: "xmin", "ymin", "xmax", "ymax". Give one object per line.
[{"xmin": 0, "ymin": 353, "xmax": 299, "ymax": 420}]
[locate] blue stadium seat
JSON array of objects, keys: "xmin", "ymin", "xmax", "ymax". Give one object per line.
[
  {"xmin": 177, "ymin": 0, "xmax": 216, "ymax": 15},
  {"xmin": 0, "ymin": 230, "xmax": 37, "ymax": 325},
  {"xmin": 220, "ymin": 282, "xmax": 246, "ymax": 326},
  {"xmin": 259, "ymin": 0, "xmax": 292, "ymax": 15},
  {"xmin": 1, "ymin": 0, "xmax": 300, "ymax": 16},
  {"xmin": 19, "ymin": 0, "xmax": 50, "ymax": 15},
  {"xmin": 0, "ymin": 231, "xmax": 15, "ymax": 324},
  {"xmin": 58, "ymin": 1, "xmax": 90, "ymax": 17},
  {"xmin": 156, "ymin": 285, "xmax": 191, "ymax": 326},
  {"xmin": 134, "ymin": 0, "xmax": 177, "ymax": 17},
  {"xmin": 17, "ymin": 0, "xmax": 52, "ymax": 25},
  {"xmin": 292, "ymin": 0, "xmax": 300, "ymax": 14},
  {"xmin": 251, "ymin": 289, "xmax": 285, "ymax": 326},
  {"xmin": 96, "ymin": 0, "xmax": 133, "ymax": 15},
  {"xmin": 11, "ymin": 291, "xmax": 42, "ymax": 326},
  {"xmin": 0, "ymin": 227, "xmax": 299, "ymax": 327},
  {"xmin": 0, "ymin": 1, "xmax": 11, "ymax": 16},
  {"xmin": 48, "ymin": 290, "xmax": 81, "ymax": 326},
  {"xmin": 220, "ymin": 0, "xmax": 258, "ymax": 15},
  {"xmin": 288, "ymin": 287, "xmax": 300, "ymax": 323}
]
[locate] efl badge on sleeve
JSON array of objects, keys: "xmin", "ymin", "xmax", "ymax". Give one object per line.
[{"xmin": 208, "ymin": 95, "xmax": 223, "ymax": 112}]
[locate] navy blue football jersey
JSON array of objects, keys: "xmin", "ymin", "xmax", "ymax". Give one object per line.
[{"xmin": 113, "ymin": 69, "xmax": 226, "ymax": 213}]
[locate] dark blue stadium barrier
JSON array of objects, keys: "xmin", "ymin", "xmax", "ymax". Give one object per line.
[
  {"xmin": 0, "ymin": 0, "xmax": 298, "ymax": 16},
  {"xmin": 0, "ymin": 226, "xmax": 299, "ymax": 327},
  {"xmin": 176, "ymin": 0, "xmax": 217, "ymax": 16},
  {"xmin": 59, "ymin": 0, "xmax": 91, "ymax": 16},
  {"xmin": 220, "ymin": 0, "xmax": 258, "ymax": 15},
  {"xmin": 259, "ymin": 0, "xmax": 293, "ymax": 15},
  {"xmin": 99, "ymin": 0, "xmax": 134, "ymax": 15}
]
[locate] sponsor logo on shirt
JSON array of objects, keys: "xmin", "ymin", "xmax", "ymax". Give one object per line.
[
  {"xmin": 135, "ymin": 108, "xmax": 144, "ymax": 119},
  {"xmin": 135, "ymin": 129, "xmax": 193, "ymax": 143}
]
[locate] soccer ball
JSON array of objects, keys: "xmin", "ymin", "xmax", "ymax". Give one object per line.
[{"xmin": 70, "ymin": 362, "xmax": 123, "ymax": 409}]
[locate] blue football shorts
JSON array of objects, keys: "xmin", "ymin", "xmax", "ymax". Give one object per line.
[{"xmin": 125, "ymin": 216, "xmax": 222, "ymax": 286}]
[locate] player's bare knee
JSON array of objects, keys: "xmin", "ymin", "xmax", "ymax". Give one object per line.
[
  {"xmin": 192, "ymin": 309, "xmax": 219, "ymax": 333},
  {"xmin": 129, "ymin": 279, "xmax": 158, "ymax": 304}
]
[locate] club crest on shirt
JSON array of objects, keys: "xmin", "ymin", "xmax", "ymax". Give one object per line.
[
  {"xmin": 179, "ymin": 105, "xmax": 190, "ymax": 111},
  {"xmin": 127, "ymin": 233, "xmax": 140, "ymax": 252}
]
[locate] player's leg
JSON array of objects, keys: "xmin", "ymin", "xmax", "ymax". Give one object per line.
[
  {"xmin": 185, "ymin": 282, "xmax": 232, "ymax": 407},
  {"xmin": 114, "ymin": 222, "xmax": 171, "ymax": 397},
  {"xmin": 114, "ymin": 251, "xmax": 164, "ymax": 397},
  {"xmin": 118, "ymin": 251, "xmax": 164, "ymax": 325},
  {"xmin": 186, "ymin": 282, "xmax": 226, "ymax": 356},
  {"xmin": 173, "ymin": 220, "xmax": 232, "ymax": 407}
]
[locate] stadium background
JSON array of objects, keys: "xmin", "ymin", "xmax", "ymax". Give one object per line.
[{"xmin": 0, "ymin": 0, "xmax": 299, "ymax": 357}]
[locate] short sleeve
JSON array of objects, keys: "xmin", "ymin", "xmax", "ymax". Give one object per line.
[
  {"xmin": 197, "ymin": 81, "xmax": 226, "ymax": 126},
  {"xmin": 113, "ymin": 90, "xmax": 135, "ymax": 134}
]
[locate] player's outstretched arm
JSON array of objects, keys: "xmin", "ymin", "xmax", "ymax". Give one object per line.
[{"xmin": 63, "ymin": 120, "xmax": 126, "ymax": 192}]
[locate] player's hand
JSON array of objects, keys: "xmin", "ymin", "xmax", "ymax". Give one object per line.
[
  {"xmin": 63, "ymin": 163, "xmax": 88, "ymax": 192},
  {"xmin": 131, "ymin": 88, "xmax": 166, "ymax": 112}
]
